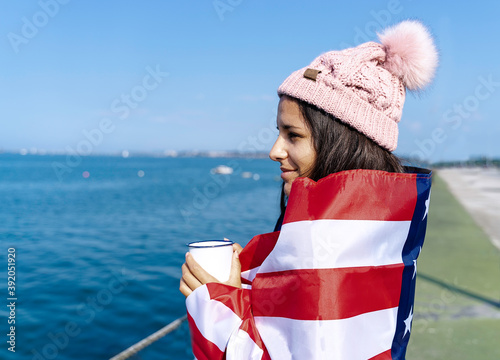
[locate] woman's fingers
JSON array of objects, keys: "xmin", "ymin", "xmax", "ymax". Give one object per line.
[
  {"xmin": 180, "ymin": 247, "xmax": 244, "ymax": 298},
  {"xmin": 181, "ymin": 262, "xmax": 204, "ymax": 295},
  {"xmin": 185, "ymin": 253, "xmax": 218, "ymax": 284},
  {"xmin": 232, "ymin": 243, "xmax": 243, "ymax": 253},
  {"xmin": 225, "ymin": 251, "xmax": 242, "ymax": 288},
  {"xmin": 224, "ymin": 238, "xmax": 242, "ymax": 253},
  {"xmin": 179, "ymin": 278, "xmax": 192, "ymax": 297}
]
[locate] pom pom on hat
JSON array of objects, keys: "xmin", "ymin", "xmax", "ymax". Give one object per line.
[{"xmin": 378, "ymin": 20, "xmax": 438, "ymax": 91}]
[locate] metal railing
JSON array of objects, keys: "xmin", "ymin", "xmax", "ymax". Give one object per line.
[{"xmin": 109, "ymin": 315, "xmax": 188, "ymax": 360}]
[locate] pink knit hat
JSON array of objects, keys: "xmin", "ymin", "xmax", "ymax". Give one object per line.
[{"xmin": 277, "ymin": 20, "xmax": 438, "ymax": 151}]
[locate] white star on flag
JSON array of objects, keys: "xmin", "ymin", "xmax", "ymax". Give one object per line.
[
  {"xmin": 423, "ymin": 191, "xmax": 431, "ymax": 220},
  {"xmin": 413, "ymin": 246, "xmax": 422, "ymax": 279},
  {"xmin": 403, "ymin": 307, "xmax": 413, "ymax": 337}
]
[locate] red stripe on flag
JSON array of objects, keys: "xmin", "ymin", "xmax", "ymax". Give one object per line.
[
  {"xmin": 262, "ymin": 347, "xmax": 272, "ymax": 360},
  {"xmin": 239, "ymin": 231, "xmax": 280, "ymax": 272},
  {"xmin": 187, "ymin": 312, "xmax": 225, "ymax": 360},
  {"xmin": 241, "ymin": 278, "xmax": 252, "ymax": 286},
  {"xmin": 284, "ymin": 170, "xmax": 417, "ymax": 223},
  {"xmin": 239, "ymin": 317, "xmax": 266, "ymax": 352},
  {"xmin": 369, "ymin": 349, "xmax": 392, "ymax": 359},
  {"xmin": 252, "ymin": 264, "xmax": 404, "ymax": 320},
  {"xmin": 206, "ymin": 283, "xmax": 251, "ymax": 320}
]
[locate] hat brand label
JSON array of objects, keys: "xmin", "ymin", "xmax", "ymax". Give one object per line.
[{"xmin": 303, "ymin": 68, "xmax": 321, "ymax": 81}]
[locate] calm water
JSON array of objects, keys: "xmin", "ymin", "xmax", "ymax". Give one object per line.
[{"xmin": 0, "ymin": 154, "xmax": 281, "ymax": 359}]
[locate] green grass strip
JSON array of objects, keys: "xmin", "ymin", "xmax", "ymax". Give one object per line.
[{"xmin": 407, "ymin": 173, "xmax": 500, "ymax": 360}]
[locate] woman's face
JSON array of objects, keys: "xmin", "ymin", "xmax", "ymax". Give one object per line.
[{"xmin": 269, "ymin": 96, "xmax": 317, "ymax": 196}]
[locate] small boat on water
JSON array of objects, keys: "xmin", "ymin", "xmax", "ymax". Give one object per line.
[{"xmin": 211, "ymin": 165, "xmax": 233, "ymax": 175}]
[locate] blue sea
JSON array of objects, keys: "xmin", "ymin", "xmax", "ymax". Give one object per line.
[{"xmin": 0, "ymin": 154, "xmax": 281, "ymax": 360}]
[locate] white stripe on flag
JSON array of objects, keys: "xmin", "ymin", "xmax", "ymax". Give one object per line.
[
  {"xmin": 241, "ymin": 266, "xmax": 260, "ymax": 282},
  {"xmin": 186, "ymin": 285, "xmax": 243, "ymax": 352},
  {"xmin": 259, "ymin": 219, "xmax": 410, "ymax": 273},
  {"xmin": 255, "ymin": 307, "xmax": 398, "ymax": 360},
  {"xmin": 226, "ymin": 329, "xmax": 264, "ymax": 360}
]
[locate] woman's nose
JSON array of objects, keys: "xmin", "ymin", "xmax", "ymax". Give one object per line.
[{"xmin": 269, "ymin": 136, "xmax": 286, "ymax": 162}]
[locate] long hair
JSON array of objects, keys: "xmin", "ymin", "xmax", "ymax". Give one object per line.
[{"xmin": 278, "ymin": 98, "xmax": 404, "ymax": 217}]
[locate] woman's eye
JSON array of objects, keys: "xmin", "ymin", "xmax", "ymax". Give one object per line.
[{"xmin": 288, "ymin": 132, "xmax": 299, "ymax": 140}]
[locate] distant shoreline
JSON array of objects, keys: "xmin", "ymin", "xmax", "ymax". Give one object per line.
[
  {"xmin": 2, "ymin": 150, "xmax": 499, "ymax": 166},
  {"xmin": 0, "ymin": 150, "xmax": 271, "ymax": 159}
]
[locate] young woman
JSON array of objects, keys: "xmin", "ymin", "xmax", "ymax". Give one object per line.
[{"xmin": 180, "ymin": 20, "xmax": 437, "ymax": 359}]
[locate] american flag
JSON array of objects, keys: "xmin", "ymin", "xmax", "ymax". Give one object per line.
[{"xmin": 186, "ymin": 168, "xmax": 432, "ymax": 359}]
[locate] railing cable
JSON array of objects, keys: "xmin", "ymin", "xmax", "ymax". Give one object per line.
[{"xmin": 109, "ymin": 315, "xmax": 187, "ymax": 360}]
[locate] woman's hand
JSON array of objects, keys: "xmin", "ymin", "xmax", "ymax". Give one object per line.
[{"xmin": 179, "ymin": 243, "xmax": 243, "ymax": 298}]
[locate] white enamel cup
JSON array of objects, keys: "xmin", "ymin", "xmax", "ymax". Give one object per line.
[{"xmin": 187, "ymin": 240, "xmax": 234, "ymax": 282}]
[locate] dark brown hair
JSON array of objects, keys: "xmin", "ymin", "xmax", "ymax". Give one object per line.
[{"xmin": 278, "ymin": 97, "xmax": 404, "ymax": 217}]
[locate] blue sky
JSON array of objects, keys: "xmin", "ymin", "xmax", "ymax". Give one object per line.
[{"xmin": 1, "ymin": 0, "xmax": 499, "ymax": 162}]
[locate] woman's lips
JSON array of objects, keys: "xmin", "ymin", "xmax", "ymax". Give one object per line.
[{"xmin": 280, "ymin": 168, "xmax": 296, "ymax": 180}]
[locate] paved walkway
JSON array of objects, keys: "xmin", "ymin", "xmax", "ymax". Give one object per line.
[{"xmin": 438, "ymin": 167, "xmax": 500, "ymax": 250}]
